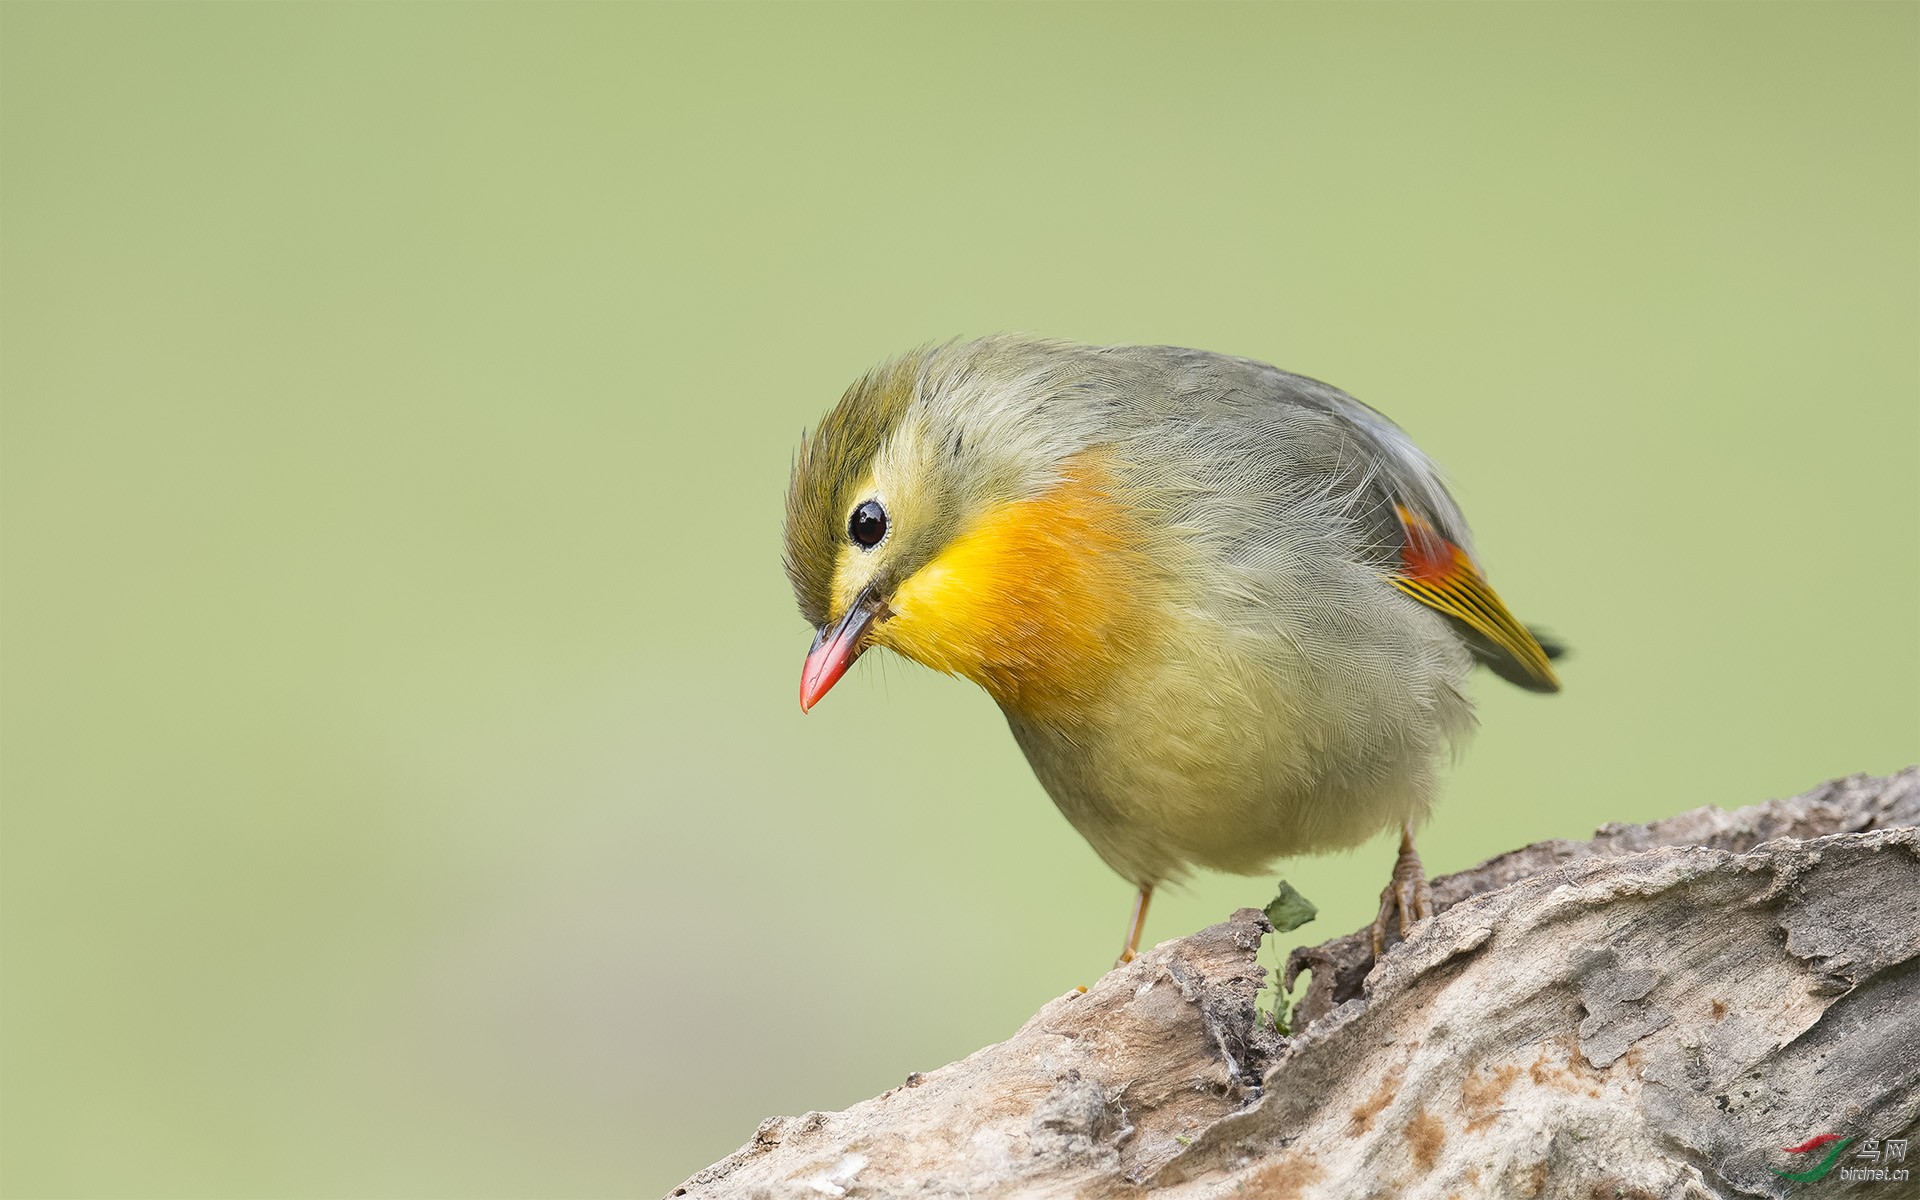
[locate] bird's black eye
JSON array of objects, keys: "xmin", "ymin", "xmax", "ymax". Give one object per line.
[{"xmin": 849, "ymin": 500, "xmax": 887, "ymax": 548}]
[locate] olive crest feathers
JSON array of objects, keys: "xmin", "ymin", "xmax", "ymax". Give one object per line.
[
  {"xmin": 783, "ymin": 337, "xmax": 1116, "ymax": 630},
  {"xmin": 784, "ymin": 354, "xmax": 917, "ymax": 629}
]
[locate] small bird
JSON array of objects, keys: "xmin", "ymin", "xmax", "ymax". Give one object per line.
[{"xmin": 783, "ymin": 337, "xmax": 1561, "ymax": 965}]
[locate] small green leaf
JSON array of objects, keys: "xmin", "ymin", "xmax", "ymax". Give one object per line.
[{"xmin": 1263, "ymin": 880, "xmax": 1318, "ymax": 933}]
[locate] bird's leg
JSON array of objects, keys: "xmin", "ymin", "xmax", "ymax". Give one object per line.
[
  {"xmin": 1369, "ymin": 821, "xmax": 1433, "ymax": 960},
  {"xmin": 1115, "ymin": 885, "xmax": 1153, "ymax": 968}
]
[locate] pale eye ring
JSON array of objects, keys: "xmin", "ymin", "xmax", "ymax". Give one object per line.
[{"xmin": 848, "ymin": 500, "xmax": 887, "ymax": 549}]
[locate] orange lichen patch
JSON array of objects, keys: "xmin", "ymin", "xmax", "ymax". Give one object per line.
[
  {"xmin": 878, "ymin": 449, "xmax": 1157, "ymax": 723},
  {"xmin": 1460, "ymin": 1063, "xmax": 1520, "ymax": 1133},
  {"xmin": 1623, "ymin": 1045, "xmax": 1645, "ymax": 1073},
  {"xmin": 1529, "ymin": 1052, "xmax": 1556, "ymax": 1087},
  {"xmin": 1240, "ymin": 1149, "xmax": 1324, "ymax": 1200},
  {"xmin": 1527, "ymin": 1043, "xmax": 1613, "ymax": 1102},
  {"xmin": 1710, "ymin": 999, "xmax": 1728, "ymax": 1021},
  {"xmin": 1348, "ymin": 1065, "xmax": 1405, "ymax": 1135},
  {"xmin": 1550, "ymin": 1030, "xmax": 1614, "ymax": 1091},
  {"xmin": 1407, "ymin": 1107, "xmax": 1445, "ymax": 1171}
]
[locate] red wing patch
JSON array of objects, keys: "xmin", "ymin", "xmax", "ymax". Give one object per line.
[{"xmin": 1390, "ymin": 505, "xmax": 1561, "ymax": 691}]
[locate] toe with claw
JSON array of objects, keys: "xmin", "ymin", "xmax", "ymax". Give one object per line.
[{"xmin": 1369, "ymin": 822, "xmax": 1433, "ymax": 962}]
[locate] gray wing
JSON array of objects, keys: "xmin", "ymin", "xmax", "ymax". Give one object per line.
[
  {"xmin": 1104, "ymin": 345, "xmax": 1473, "ymax": 570},
  {"xmin": 1102, "ymin": 345, "xmax": 1562, "ymax": 692}
]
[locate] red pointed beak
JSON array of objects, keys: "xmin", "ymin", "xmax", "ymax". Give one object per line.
[{"xmin": 800, "ymin": 603, "xmax": 878, "ymax": 712}]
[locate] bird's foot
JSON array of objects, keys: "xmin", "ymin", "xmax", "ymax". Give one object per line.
[{"xmin": 1369, "ymin": 826, "xmax": 1433, "ymax": 961}]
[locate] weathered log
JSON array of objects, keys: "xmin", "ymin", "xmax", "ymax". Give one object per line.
[{"xmin": 674, "ymin": 769, "xmax": 1920, "ymax": 1199}]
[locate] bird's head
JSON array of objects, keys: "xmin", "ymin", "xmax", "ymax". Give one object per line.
[{"xmin": 783, "ymin": 339, "xmax": 1151, "ymax": 717}]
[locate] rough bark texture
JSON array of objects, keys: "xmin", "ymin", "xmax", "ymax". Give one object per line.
[{"xmin": 675, "ymin": 770, "xmax": 1920, "ymax": 1199}]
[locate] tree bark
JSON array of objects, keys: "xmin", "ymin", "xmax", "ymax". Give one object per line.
[{"xmin": 674, "ymin": 770, "xmax": 1920, "ymax": 1199}]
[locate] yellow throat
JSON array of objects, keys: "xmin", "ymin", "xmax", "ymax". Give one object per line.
[{"xmin": 848, "ymin": 451, "xmax": 1155, "ymax": 723}]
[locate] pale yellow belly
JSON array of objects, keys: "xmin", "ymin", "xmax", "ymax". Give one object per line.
[{"xmin": 1004, "ymin": 620, "xmax": 1464, "ymax": 887}]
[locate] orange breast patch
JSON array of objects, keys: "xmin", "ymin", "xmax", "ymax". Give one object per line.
[{"xmin": 875, "ymin": 451, "xmax": 1154, "ymax": 721}]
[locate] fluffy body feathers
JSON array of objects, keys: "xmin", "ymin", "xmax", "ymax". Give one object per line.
[{"xmin": 784, "ymin": 336, "xmax": 1555, "ymax": 889}]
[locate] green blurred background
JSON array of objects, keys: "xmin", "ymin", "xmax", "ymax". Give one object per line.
[{"xmin": 2, "ymin": 3, "xmax": 1915, "ymax": 1196}]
